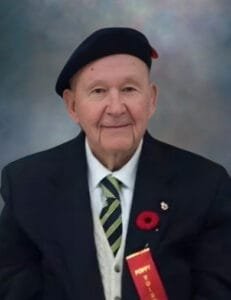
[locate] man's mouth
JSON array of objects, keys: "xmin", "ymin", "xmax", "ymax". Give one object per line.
[{"xmin": 102, "ymin": 124, "xmax": 131, "ymax": 129}]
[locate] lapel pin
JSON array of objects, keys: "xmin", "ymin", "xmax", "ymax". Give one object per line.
[
  {"xmin": 160, "ymin": 201, "xmax": 169, "ymax": 211},
  {"xmin": 136, "ymin": 211, "xmax": 160, "ymax": 231}
]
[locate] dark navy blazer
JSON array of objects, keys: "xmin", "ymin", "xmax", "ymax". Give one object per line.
[{"xmin": 0, "ymin": 132, "xmax": 231, "ymax": 300}]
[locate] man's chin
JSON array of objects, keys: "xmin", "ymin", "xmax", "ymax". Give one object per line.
[{"xmin": 100, "ymin": 140, "xmax": 136, "ymax": 156}]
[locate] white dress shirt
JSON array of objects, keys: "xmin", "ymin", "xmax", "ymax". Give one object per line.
[{"xmin": 85, "ymin": 138, "xmax": 142, "ymax": 300}]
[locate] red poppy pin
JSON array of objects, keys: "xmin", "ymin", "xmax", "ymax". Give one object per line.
[{"xmin": 136, "ymin": 211, "xmax": 160, "ymax": 231}]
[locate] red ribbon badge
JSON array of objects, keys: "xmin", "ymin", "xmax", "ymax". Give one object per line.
[{"xmin": 126, "ymin": 248, "xmax": 168, "ymax": 300}]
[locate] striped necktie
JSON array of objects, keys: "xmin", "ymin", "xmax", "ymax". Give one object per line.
[{"xmin": 100, "ymin": 175, "xmax": 122, "ymax": 256}]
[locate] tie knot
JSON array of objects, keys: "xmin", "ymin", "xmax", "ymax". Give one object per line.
[{"xmin": 100, "ymin": 175, "xmax": 121, "ymax": 200}]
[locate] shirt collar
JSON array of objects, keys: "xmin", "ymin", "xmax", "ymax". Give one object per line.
[{"xmin": 85, "ymin": 138, "xmax": 143, "ymax": 191}]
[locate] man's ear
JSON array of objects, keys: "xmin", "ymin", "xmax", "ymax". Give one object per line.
[
  {"xmin": 148, "ymin": 83, "xmax": 158, "ymax": 118},
  {"xmin": 62, "ymin": 89, "xmax": 80, "ymax": 123}
]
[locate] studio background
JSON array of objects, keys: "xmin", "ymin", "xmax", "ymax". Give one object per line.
[{"xmin": 0, "ymin": 0, "xmax": 230, "ymax": 211}]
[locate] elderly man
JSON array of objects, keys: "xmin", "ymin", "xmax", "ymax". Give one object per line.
[{"xmin": 0, "ymin": 27, "xmax": 231, "ymax": 300}]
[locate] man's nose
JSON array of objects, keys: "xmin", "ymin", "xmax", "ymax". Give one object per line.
[{"xmin": 106, "ymin": 90, "xmax": 126, "ymax": 115}]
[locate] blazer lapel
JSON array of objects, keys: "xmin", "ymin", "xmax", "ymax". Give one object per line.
[
  {"xmin": 45, "ymin": 132, "xmax": 104, "ymax": 300},
  {"xmin": 122, "ymin": 132, "xmax": 176, "ymax": 299}
]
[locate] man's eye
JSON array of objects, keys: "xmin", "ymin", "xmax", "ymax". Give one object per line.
[
  {"xmin": 122, "ymin": 86, "xmax": 136, "ymax": 92},
  {"xmin": 92, "ymin": 88, "xmax": 105, "ymax": 94}
]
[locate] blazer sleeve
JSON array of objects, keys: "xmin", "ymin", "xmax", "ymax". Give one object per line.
[
  {"xmin": 0, "ymin": 166, "xmax": 43, "ymax": 300},
  {"xmin": 192, "ymin": 168, "xmax": 231, "ymax": 299}
]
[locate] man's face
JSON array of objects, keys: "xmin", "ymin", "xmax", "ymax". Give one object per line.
[{"xmin": 63, "ymin": 54, "xmax": 157, "ymax": 162}]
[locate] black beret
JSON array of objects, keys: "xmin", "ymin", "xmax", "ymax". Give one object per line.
[{"xmin": 55, "ymin": 27, "xmax": 158, "ymax": 97}]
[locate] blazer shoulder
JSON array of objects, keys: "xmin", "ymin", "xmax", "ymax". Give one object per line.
[
  {"xmin": 2, "ymin": 134, "xmax": 84, "ymax": 177},
  {"xmin": 145, "ymin": 134, "xmax": 229, "ymax": 178}
]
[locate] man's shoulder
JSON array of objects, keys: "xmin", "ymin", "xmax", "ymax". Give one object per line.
[
  {"xmin": 145, "ymin": 133, "xmax": 228, "ymax": 177},
  {"xmin": 2, "ymin": 133, "xmax": 85, "ymax": 176}
]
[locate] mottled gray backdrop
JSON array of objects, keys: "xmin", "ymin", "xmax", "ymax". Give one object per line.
[{"xmin": 0, "ymin": 0, "xmax": 230, "ymax": 210}]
